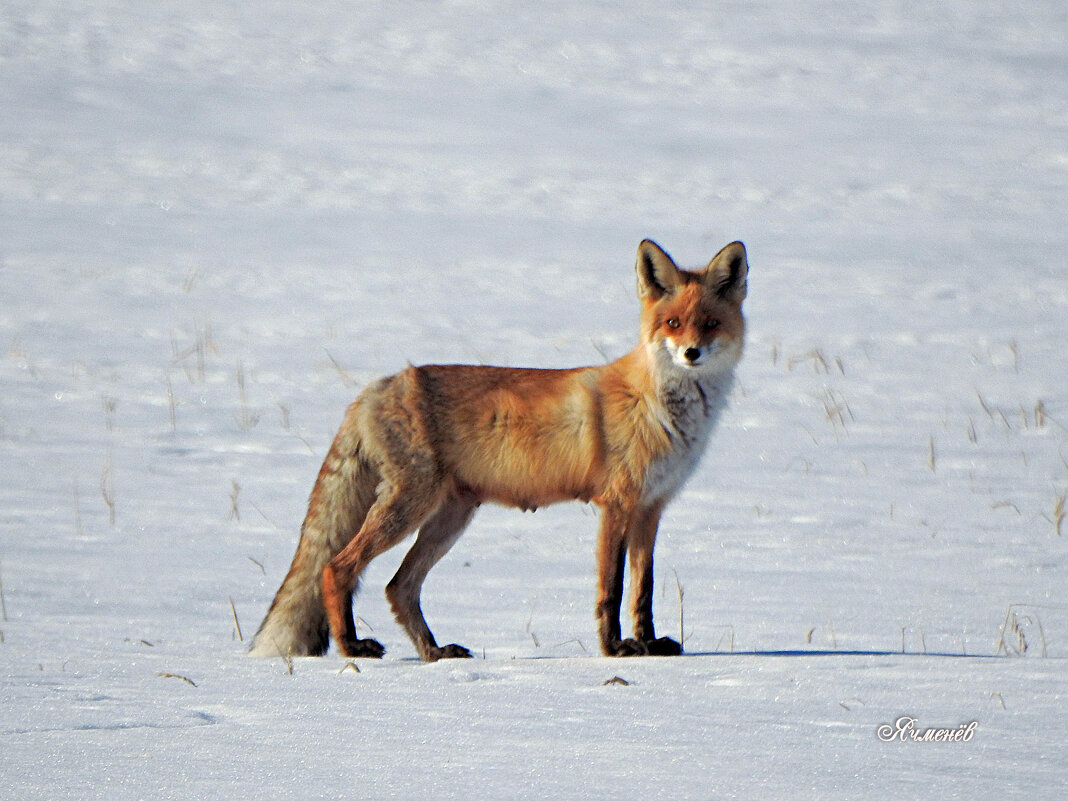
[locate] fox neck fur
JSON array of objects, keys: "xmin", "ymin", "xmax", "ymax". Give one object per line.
[{"xmin": 636, "ymin": 345, "xmax": 736, "ymax": 504}]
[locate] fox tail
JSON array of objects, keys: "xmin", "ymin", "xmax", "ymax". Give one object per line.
[{"xmin": 248, "ymin": 406, "xmax": 378, "ymax": 657}]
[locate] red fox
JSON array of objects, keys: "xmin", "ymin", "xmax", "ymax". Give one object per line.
[{"xmin": 249, "ymin": 239, "xmax": 748, "ymax": 661}]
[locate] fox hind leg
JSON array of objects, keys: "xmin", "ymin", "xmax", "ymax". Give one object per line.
[
  {"xmin": 386, "ymin": 491, "xmax": 479, "ymax": 662},
  {"xmin": 322, "ymin": 480, "xmax": 446, "ymax": 658}
]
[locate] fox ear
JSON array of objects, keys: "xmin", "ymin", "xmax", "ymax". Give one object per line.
[
  {"xmin": 636, "ymin": 240, "xmax": 683, "ymax": 300},
  {"xmin": 704, "ymin": 241, "xmax": 748, "ymax": 302}
]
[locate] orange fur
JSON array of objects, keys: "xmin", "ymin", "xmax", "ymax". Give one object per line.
[{"xmin": 249, "ymin": 240, "xmax": 748, "ymax": 661}]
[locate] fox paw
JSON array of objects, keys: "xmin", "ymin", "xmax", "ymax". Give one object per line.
[
  {"xmin": 338, "ymin": 637, "xmax": 385, "ymax": 659},
  {"xmin": 605, "ymin": 637, "xmax": 682, "ymax": 657},
  {"xmin": 606, "ymin": 638, "xmax": 649, "ymax": 657},
  {"xmin": 426, "ymin": 643, "xmax": 473, "ymax": 662},
  {"xmin": 644, "ymin": 636, "xmax": 682, "ymax": 656}
]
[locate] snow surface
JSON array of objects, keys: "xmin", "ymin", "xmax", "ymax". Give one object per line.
[{"xmin": 2, "ymin": 1, "xmax": 1066, "ymax": 798}]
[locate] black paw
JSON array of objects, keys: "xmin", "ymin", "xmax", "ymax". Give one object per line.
[
  {"xmin": 606, "ymin": 638, "xmax": 648, "ymax": 657},
  {"xmin": 427, "ymin": 643, "xmax": 473, "ymax": 662},
  {"xmin": 605, "ymin": 637, "xmax": 682, "ymax": 657},
  {"xmin": 339, "ymin": 637, "xmax": 385, "ymax": 659},
  {"xmin": 644, "ymin": 636, "xmax": 682, "ymax": 656}
]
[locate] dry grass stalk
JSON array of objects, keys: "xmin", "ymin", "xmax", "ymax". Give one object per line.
[
  {"xmin": 789, "ymin": 348, "xmax": 830, "ymax": 374},
  {"xmin": 73, "ymin": 478, "xmax": 85, "ymax": 537},
  {"xmin": 229, "ymin": 481, "xmax": 241, "ymax": 522},
  {"xmin": 235, "ymin": 361, "xmax": 261, "ymax": 431},
  {"xmin": 167, "ymin": 375, "xmax": 177, "ymax": 431},
  {"xmin": 711, "ymin": 624, "xmax": 735, "ymax": 653},
  {"xmin": 229, "ymin": 596, "xmax": 243, "ymax": 642},
  {"xmin": 0, "ymin": 561, "xmax": 7, "ymax": 622},
  {"xmin": 102, "ymin": 395, "xmax": 116, "ymax": 432},
  {"xmin": 996, "ymin": 605, "xmax": 1050, "ymax": 657},
  {"xmin": 822, "ymin": 389, "xmax": 854, "ymax": 431},
  {"xmin": 673, "ymin": 568, "xmax": 686, "ymax": 649},
  {"xmin": 100, "ymin": 450, "xmax": 116, "ymax": 526},
  {"xmin": 1034, "ymin": 400, "xmax": 1046, "ymax": 428},
  {"xmin": 158, "ymin": 672, "xmax": 197, "ymax": 687},
  {"xmin": 324, "ymin": 349, "xmax": 357, "ymax": 386},
  {"xmin": 524, "ymin": 600, "xmax": 537, "ymax": 647},
  {"xmin": 901, "ymin": 626, "xmax": 927, "ymax": 654},
  {"xmin": 171, "ymin": 321, "xmax": 215, "ymax": 383}
]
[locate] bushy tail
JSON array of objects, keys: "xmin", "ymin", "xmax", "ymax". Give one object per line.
[{"xmin": 249, "ymin": 405, "xmax": 378, "ymax": 657}]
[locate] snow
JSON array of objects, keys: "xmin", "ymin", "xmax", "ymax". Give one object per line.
[{"xmin": 1, "ymin": 1, "xmax": 1066, "ymax": 798}]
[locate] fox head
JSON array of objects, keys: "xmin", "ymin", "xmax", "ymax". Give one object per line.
[{"xmin": 635, "ymin": 239, "xmax": 747, "ymax": 376}]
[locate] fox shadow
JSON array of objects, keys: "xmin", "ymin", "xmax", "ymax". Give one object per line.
[{"xmin": 681, "ymin": 648, "xmax": 1004, "ymax": 660}]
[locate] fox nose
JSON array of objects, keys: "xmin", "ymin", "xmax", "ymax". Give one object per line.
[{"xmin": 683, "ymin": 347, "xmax": 701, "ymax": 363}]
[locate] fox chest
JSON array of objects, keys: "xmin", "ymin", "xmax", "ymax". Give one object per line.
[{"xmin": 640, "ymin": 379, "xmax": 728, "ymax": 503}]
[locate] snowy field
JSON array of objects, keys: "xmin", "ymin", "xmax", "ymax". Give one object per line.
[{"xmin": 2, "ymin": 1, "xmax": 1066, "ymax": 798}]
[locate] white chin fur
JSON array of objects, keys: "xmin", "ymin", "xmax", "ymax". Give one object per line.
[
  {"xmin": 657, "ymin": 340, "xmax": 736, "ymax": 373},
  {"xmin": 673, "ymin": 348, "xmax": 703, "ymax": 368}
]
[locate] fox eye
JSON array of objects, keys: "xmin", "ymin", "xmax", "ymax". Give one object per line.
[
  {"xmin": 704, "ymin": 319, "xmax": 720, "ymax": 331},
  {"xmin": 666, "ymin": 317, "xmax": 681, "ymax": 329}
]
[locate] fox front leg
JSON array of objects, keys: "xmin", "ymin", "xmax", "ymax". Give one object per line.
[
  {"xmin": 595, "ymin": 504, "xmax": 649, "ymax": 656},
  {"xmin": 626, "ymin": 504, "xmax": 681, "ymax": 656}
]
